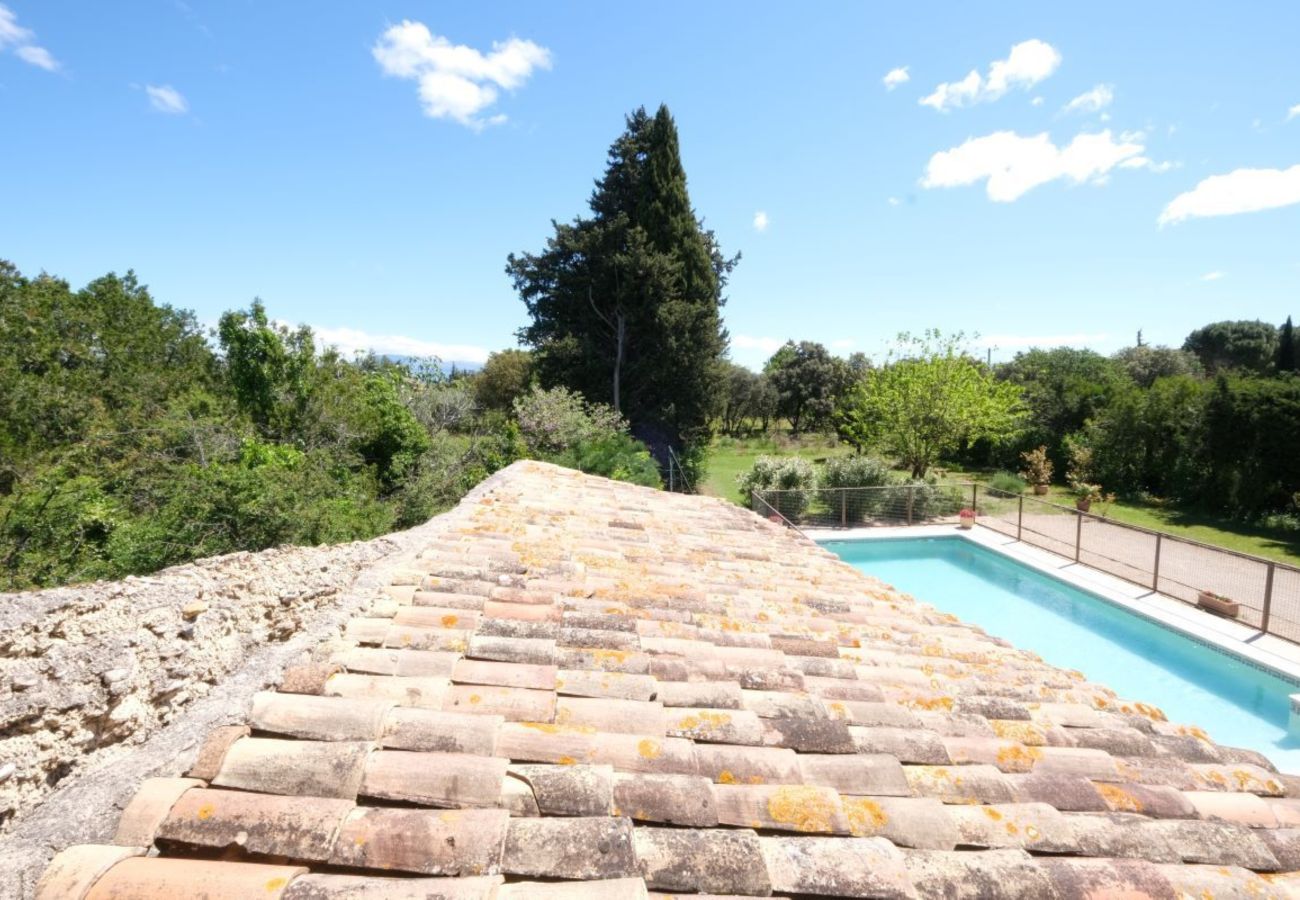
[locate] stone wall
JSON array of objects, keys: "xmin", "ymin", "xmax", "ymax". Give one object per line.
[{"xmin": 0, "ymin": 537, "xmax": 406, "ymax": 832}]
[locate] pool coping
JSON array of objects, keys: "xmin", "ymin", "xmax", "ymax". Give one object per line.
[{"xmin": 812, "ymin": 523, "xmax": 1300, "ymax": 689}]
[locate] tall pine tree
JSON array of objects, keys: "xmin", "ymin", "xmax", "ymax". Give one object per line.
[
  {"xmin": 507, "ymin": 105, "xmax": 736, "ymax": 469},
  {"xmin": 1279, "ymin": 315, "xmax": 1297, "ymax": 373}
]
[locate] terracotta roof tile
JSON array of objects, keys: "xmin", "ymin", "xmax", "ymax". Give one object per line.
[
  {"xmin": 328, "ymin": 807, "xmax": 509, "ymax": 875},
  {"xmin": 212, "ymin": 737, "xmax": 370, "ymax": 799},
  {"xmin": 360, "ymin": 750, "xmax": 507, "ymax": 808},
  {"xmin": 157, "ymin": 788, "xmax": 352, "ymax": 860},
  {"xmin": 85, "ymin": 858, "xmax": 306, "ymax": 900},
  {"xmin": 36, "ymin": 462, "xmax": 1300, "ymax": 897}
]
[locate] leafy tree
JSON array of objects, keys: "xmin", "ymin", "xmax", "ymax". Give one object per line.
[
  {"xmin": 1279, "ymin": 316, "xmax": 1297, "ymax": 373},
  {"xmin": 1183, "ymin": 320, "xmax": 1278, "ymax": 374},
  {"xmin": 764, "ymin": 341, "xmax": 851, "ymax": 435},
  {"xmin": 838, "ymin": 331, "xmax": 1023, "ymax": 477},
  {"xmin": 1112, "ymin": 344, "xmax": 1202, "ymax": 388},
  {"xmin": 508, "ymin": 105, "xmax": 736, "ymax": 471},
  {"xmin": 996, "ymin": 347, "xmax": 1131, "ymax": 471},
  {"xmin": 474, "ymin": 349, "xmax": 534, "ymax": 411},
  {"xmin": 217, "ymin": 300, "xmax": 315, "ymax": 437}
]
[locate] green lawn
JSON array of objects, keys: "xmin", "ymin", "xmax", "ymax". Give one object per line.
[
  {"xmin": 705, "ymin": 438, "xmax": 1300, "ymax": 567},
  {"xmin": 701, "ymin": 434, "xmax": 854, "ymax": 504}
]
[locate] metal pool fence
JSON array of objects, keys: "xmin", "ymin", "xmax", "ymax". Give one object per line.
[{"xmin": 750, "ymin": 482, "xmax": 1300, "ymax": 644}]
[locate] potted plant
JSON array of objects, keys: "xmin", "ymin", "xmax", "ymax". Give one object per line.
[
  {"xmin": 1197, "ymin": 590, "xmax": 1240, "ymax": 618},
  {"xmin": 1072, "ymin": 482, "xmax": 1104, "ymax": 513},
  {"xmin": 1019, "ymin": 446, "xmax": 1053, "ymax": 495},
  {"xmin": 958, "ymin": 508, "xmax": 976, "ymax": 529}
]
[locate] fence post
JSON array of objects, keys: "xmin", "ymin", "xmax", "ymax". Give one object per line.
[
  {"xmin": 1074, "ymin": 510, "xmax": 1083, "ymax": 563},
  {"xmin": 906, "ymin": 485, "xmax": 915, "ymax": 526},
  {"xmin": 1017, "ymin": 495, "xmax": 1024, "ymax": 541},
  {"xmin": 1262, "ymin": 562, "xmax": 1276, "ymax": 634},
  {"xmin": 971, "ymin": 483, "xmax": 978, "ymax": 516},
  {"xmin": 840, "ymin": 488, "xmax": 847, "ymax": 527},
  {"xmin": 1152, "ymin": 533, "xmax": 1162, "ymax": 592}
]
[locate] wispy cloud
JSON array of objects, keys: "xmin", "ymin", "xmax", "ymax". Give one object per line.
[
  {"xmin": 752, "ymin": 211, "xmax": 769, "ymax": 232},
  {"xmin": 145, "ymin": 84, "xmax": 188, "ymax": 114},
  {"xmin": 372, "ymin": 21, "xmax": 551, "ymax": 129},
  {"xmin": 882, "ymin": 66, "xmax": 909, "ymax": 90},
  {"xmin": 1062, "ymin": 84, "xmax": 1114, "ymax": 115},
  {"xmin": 312, "ymin": 325, "xmax": 489, "ymax": 364},
  {"xmin": 920, "ymin": 39, "xmax": 1060, "ymax": 112},
  {"xmin": 1159, "ymin": 164, "xmax": 1300, "ymax": 225},
  {"xmin": 922, "ymin": 129, "xmax": 1163, "ymax": 202},
  {"xmin": 1200, "ymin": 271, "xmax": 1226, "ymax": 281},
  {"xmin": 1288, "ymin": 103, "xmax": 1300, "ymax": 121},
  {"xmin": 0, "ymin": 4, "xmax": 58, "ymax": 71}
]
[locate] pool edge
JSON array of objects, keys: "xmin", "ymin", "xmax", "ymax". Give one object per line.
[{"xmin": 813, "ymin": 524, "xmax": 1300, "ymax": 689}]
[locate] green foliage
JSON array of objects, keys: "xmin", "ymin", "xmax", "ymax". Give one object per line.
[
  {"xmin": 1183, "ymin": 320, "xmax": 1278, "ymax": 375},
  {"xmin": 512, "ymin": 386, "xmax": 627, "ymax": 456},
  {"xmin": 995, "ymin": 347, "xmax": 1130, "ymax": 472},
  {"xmin": 738, "ymin": 456, "xmax": 817, "ymax": 518},
  {"xmin": 765, "ymin": 341, "xmax": 852, "ymax": 435},
  {"xmin": 508, "ymin": 104, "xmax": 736, "ymax": 472},
  {"xmin": 987, "ymin": 471, "xmax": 1027, "ymax": 495},
  {"xmin": 715, "ymin": 362, "xmax": 778, "ymax": 437},
  {"xmin": 1279, "ymin": 316, "xmax": 1297, "ymax": 373},
  {"xmin": 838, "ymin": 331, "xmax": 1023, "ymax": 478},
  {"xmin": 555, "ymin": 432, "xmax": 663, "ymax": 488},
  {"xmin": 473, "ymin": 349, "xmax": 534, "ymax": 411},
  {"xmin": 1112, "ymin": 344, "xmax": 1202, "ymax": 388},
  {"xmin": 217, "ymin": 300, "xmax": 315, "ymax": 437},
  {"xmin": 820, "ymin": 455, "xmax": 893, "ymax": 490}
]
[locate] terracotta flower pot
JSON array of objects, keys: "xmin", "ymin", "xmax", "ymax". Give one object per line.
[
  {"xmin": 1033, "ymin": 484, "xmax": 1049, "ymax": 495},
  {"xmin": 1197, "ymin": 590, "xmax": 1240, "ymax": 619},
  {"xmin": 1075, "ymin": 498, "xmax": 1091, "ymax": 512},
  {"xmin": 958, "ymin": 515, "xmax": 975, "ymax": 530}
]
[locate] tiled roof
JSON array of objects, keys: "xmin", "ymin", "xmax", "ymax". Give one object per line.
[{"xmin": 36, "ymin": 461, "xmax": 1300, "ymax": 898}]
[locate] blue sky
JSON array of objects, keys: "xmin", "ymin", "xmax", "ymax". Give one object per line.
[{"xmin": 2, "ymin": 2, "xmax": 1298, "ymax": 369}]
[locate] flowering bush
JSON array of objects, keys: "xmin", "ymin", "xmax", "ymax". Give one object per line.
[{"xmin": 512, "ymin": 386, "xmax": 627, "ymax": 456}]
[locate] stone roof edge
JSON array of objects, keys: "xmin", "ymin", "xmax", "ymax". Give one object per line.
[{"xmin": 0, "ymin": 461, "xmax": 526, "ymax": 900}]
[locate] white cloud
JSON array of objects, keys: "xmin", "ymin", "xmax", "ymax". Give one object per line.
[
  {"xmin": 732, "ymin": 335, "xmax": 785, "ymax": 354},
  {"xmin": 1031, "ymin": 96, "xmax": 1045, "ymax": 107},
  {"xmin": 1200, "ymin": 271, "xmax": 1226, "ymax": 281},
  {"xmin": 1062, "ymin": 84, "xmax": 1114, "ymax": 115},
  {"xmin": 0, "ymin": 3, "xmax": 58, "ymax": 71},
  {"xmin": 882, "ymin": 66, "xmax": 909, "ymax": 90},
  {"xmin": 372, "ymin": 21, "xmax": 551, "ymax": 129},
  {"xmin": 1288, "ymin": 104, "xmax": 1300, "ymax": 121},
  {"xmin": 983, "ymin": 332, "xmax": 1109, "ymax": 348},
  {"xmin": 145, "ymin": 84, "xmax": 188, "ymax": 114},
  {"xmin": 920, "ymin": 39, "xmax": 1060, "ymax": 112},
  {"xmin": 312, "ymin": 325, "xmax": 489, "ymax": 364},
  {"xmin": 752, "ymin": 210, "xmax": 769, "ymax": 232},
  {"xmin": 922, "ymin": 129, "xmax": 1154, "ymax": 202},
  {"xmin": 1159, "ymin": 164, "xmax": 1300, "ymax": 225},
  {"xmin": 887, "ymin": 196, "xmax": 901, "ymax": 206}
]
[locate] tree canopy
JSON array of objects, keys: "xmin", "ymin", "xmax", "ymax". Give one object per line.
[
  {"xmin": 838, "ymin": 331, "xmax": 1023, "ymax": 477},
  {"xmin": 507, "ymin": 105, "xmax": 736, "ymax": 465},
  {"xmin": 1183, "ymin": 320, "xmax": 1278, "ymax": 374}
]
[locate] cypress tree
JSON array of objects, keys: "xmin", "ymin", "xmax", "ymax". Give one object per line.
[
  {"xmin": 508, "ymin": 105, "xmax": 736, "ymax": 467},
  {"xmin": 1279, "ymin": 316, "xmax": 1297, "ymax": 373}
]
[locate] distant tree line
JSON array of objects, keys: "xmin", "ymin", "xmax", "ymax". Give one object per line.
[{"xmin": 715, "ymin": 318, "xmax": 1300, "ymax": 526}]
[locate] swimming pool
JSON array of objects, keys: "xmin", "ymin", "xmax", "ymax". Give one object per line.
[{"xmin": 825, "ymin": 535, "xmax": 1300, "ymax": 770}]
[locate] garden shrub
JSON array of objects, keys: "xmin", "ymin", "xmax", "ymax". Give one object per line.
[
  {"xmin": 738, "ymin": 456, "xmax": 818, "ymax": 520},
  {"xmin": 987, "ymin": 470, "xmax": 1027, "ymax": 495},
  {"xmin": 820, "ymin": 455, "xmax": 896, "ymax": 522}
]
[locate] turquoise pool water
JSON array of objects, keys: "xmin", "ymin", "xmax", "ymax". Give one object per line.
[{"xmin": 825, "ymin": 535, "xmax": 1300, "ymax": 770}]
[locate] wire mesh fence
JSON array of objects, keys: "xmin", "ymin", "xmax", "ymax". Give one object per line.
[
  {"xmin": 752, "ymin": 483, "xmax": 975, "ymax": 529},
  {"xmin": 754, "ymin": 482, "xmax": 1300, "ymax": 644}
]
